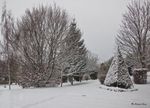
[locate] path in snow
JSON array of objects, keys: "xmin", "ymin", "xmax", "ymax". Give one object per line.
[{"xmin": 0, "ymin": 80, "xmax": 150, "ymax": 108}]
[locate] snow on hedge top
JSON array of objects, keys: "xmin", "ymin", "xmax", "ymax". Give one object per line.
[
  {"xmin": 134, "ymin": 68, "xmax": 148, "ymax": 71},
  {"xmin": 104, "ymin": 48, "xmax": 133, "ymax": 89}
]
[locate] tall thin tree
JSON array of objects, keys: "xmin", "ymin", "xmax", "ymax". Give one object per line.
[
  {"xmin": 59, "ymin": 19, "xmax": 87, "ymax": 85},
  {"xmin": 1, "ymin": 1, "xmax": 14, "ymax": 90}
]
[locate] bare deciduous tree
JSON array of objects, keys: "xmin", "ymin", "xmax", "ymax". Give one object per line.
[
  {"xmin": 117, "ymin": 0, "xmax": 150, "ymax": 68},
  {"xmin": 10, "ymin": 5, "xmax": 69, "ymax": 87}
]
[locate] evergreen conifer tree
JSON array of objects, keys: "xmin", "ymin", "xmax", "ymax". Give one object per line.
[
  {"xmin": 104, "ymin": 48, "xmax": 133, "ymax": 89},
  {"xmin": 61, "ymin": 19, "xmax": 87, "ymax": 84}
]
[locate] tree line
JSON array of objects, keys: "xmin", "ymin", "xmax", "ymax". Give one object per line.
[
  {"xmin": 98, "ymin": 0, "xmax": 150, "ymax": 84},
  {"xmin": 0, "ymin": 3, "xmax": 99, "ymax": 88}
]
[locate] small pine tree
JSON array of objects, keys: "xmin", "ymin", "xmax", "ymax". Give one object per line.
[{"xmin": 104, "ymin": 48, "xmax": 133, "ymax": 89}]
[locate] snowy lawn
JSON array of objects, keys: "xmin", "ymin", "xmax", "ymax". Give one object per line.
[{"xmin": 0, "ymin": 79, "xmax": 150, "ymax": 108}]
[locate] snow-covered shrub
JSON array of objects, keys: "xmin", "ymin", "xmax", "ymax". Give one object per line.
[
  {"xmin": 82, "ymin": 73, "xmax": 91, "ymax": 81},
  {"xmin": 90, "ymin": 72, "xmax": 97, "ymax": 80},
  {"xmin": 104, "ymin": 48, "xmax": 133, "ymax": 89}
]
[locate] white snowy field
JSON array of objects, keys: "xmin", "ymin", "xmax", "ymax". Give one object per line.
[{"xmin": 0, "ymin": 76, "xmax": 150, "ymax": 108}]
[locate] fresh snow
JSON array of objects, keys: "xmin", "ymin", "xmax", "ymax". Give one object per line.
[{"xmin": 0, "ymin": 79, "xmax": 150, "ymax": 108}]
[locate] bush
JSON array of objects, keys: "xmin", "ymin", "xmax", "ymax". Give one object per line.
[
  {"xmin": 98, "ymin": 57, "xmax": 113, "ymax": 84},
  {"xmin": 90, "ymin": 72, "xmax": 97, "ymax": 80},
  {"xmin": 82, "ymin": 73, "xmax": 91, "ymax": 81},
  {"xmin": 62, "ymin": 76, "xmax": 68, "ymax": 83}
]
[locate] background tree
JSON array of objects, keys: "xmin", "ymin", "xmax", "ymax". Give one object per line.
[
  {"xmin": 0, "ymin": 1, "xmax": 15, "ymax": 89},
  {"xmin": 84, "ymin": 51, "xmax": 99, "ymax": 80},
  {"xmin": 117, "ymin": 0, "xmax": 150, "ymax": 68},
  {"xmin": 59, "ymin": 19, "xmax": 87, "ymax": 85},
  {"xmin": 98, "ymin": 57, "xmax": 113, "ymax": 84}
]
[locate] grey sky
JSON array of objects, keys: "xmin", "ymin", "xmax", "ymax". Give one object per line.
[{"xmin": 0, "ymin": 0, "xmax": 130, "ymax": 62}]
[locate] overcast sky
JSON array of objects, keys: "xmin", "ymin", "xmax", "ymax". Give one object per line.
[{"xmin": 0, "ymin": 0, "xmax": 131, "ymax": 62}]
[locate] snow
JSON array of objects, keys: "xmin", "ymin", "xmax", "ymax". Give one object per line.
[
  {"xmin": 0, "ymin": 79, "xmax": 150, "ymax": 108},
  {"xmin": 99, "ymin": 85, "xmax": 138, "ymax": 92},
  {"xmin": 134, "ymin": 68, "xmax": 148, "ymax": 71}
]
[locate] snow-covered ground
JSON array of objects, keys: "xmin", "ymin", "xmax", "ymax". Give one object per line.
[{"xmin": 0, "ymin": 75, "xmax": 150, "ymax": 108}]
